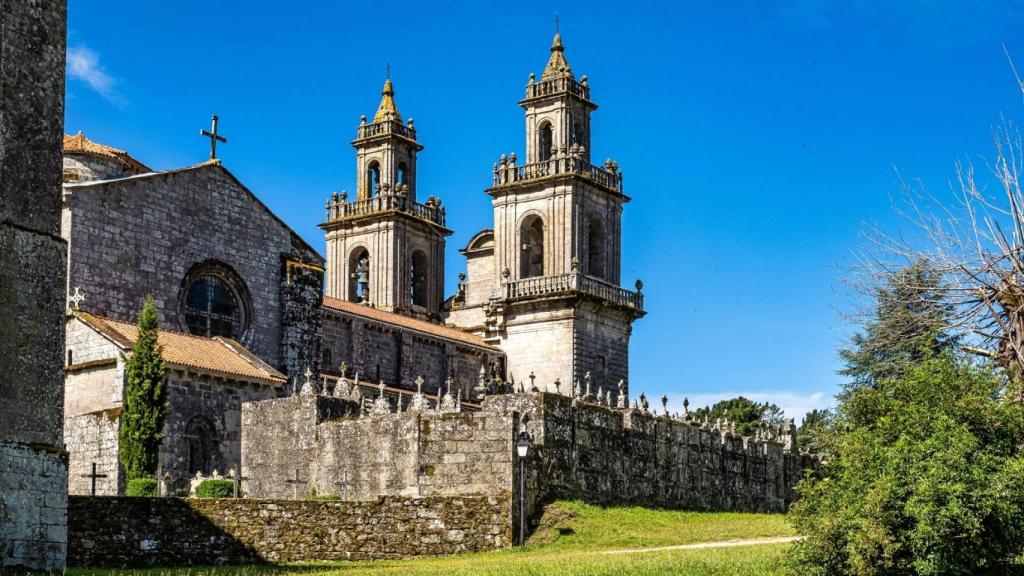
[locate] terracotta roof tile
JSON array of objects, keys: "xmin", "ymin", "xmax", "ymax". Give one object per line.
[
  {"xmin": 63, "ymin": 132, "xmax": 151, "ymax": 174},
  {"xmin": 74, "ymin": 311, "xmax": 286, "ymax": 385},
  {"xmin": 322, "ymin": 296, "xmax": 497, "ymax": 350}
]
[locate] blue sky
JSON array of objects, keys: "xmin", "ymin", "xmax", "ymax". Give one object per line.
[{"xmin": 65, "ymin": 1, "xmax": 1024, "ymax": 423}]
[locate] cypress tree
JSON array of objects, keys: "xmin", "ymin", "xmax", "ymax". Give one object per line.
[{"xmin": 119, "ymin": 296, "xmax": 168, "ymax": 480}]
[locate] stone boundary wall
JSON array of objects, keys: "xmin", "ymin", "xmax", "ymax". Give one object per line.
[
  {"xmin": 242, "ymin": 394, "xmax": 517, "ymax": 500},
  {"xmin": 67, "ymin": 494, "xmax": 512, "ymax": 568},
  {"xmin": 487, "ymin": 394, "xmax": 814, "ymax": 518}
]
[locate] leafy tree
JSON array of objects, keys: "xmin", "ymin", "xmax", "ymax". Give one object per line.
[
  {"xmin": 119, "ymin": 296, "xmax": 168, "ymax": 480},
  {"xmin": 789, "ymin": 353, "xmax": 1024, "ymax": 575},
  {"xmin": 691, "ymin": 396, "xmax": 785, "ymax": 437},
  {"xmin": 840, "ymin": 259, "xmax": 956, "ymax": 391},
  {"xmin": 796, "ymin": 408, "xmax": 832, "ymax": 455}
]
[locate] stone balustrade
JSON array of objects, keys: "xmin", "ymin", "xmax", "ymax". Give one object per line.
[
  {"xmin": 356, "ymin": 118, "xmax": 417, "ymax": 141},
  {"xmin": 524, "ymin": 75, "xmax": 591, "ymax": 101},
  {"xmin": 324, "ymin": 192, "xmax": 446, "ymax": 227},
  {"xmin": 502, "ymin": 272, "xmax": 643, "ymax": 311},
  {"xmin": 491, "ymin": 154, "xmax": 622, "ymax": 193}
]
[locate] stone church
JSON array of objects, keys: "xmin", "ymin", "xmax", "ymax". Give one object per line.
[{"xmin": 61, "ymin": 32, "xmax": 644, "ymax": 494}]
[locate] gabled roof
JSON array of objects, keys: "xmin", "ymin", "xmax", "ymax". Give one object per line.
[
  {"xmin": 322, "ymin": 296, "xmax": 498, "ymax": 351},
  {"xmin": 72, "ymin": 311, "xmax": 287, "ymax": 385},
  {"xmin": 63, "ymin": 132, "xmax": 151, "ymax": 174},
  {"xmin": 62, "ymin": 160, "xmax": 323, "ymax": 264}
]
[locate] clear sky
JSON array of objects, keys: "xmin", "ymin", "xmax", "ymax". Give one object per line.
[{"xmin": 64, "ymin": 0, "xmax": 1024, "ymax": 423}]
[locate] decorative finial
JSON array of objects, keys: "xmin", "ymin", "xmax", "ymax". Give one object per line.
[
  {"xmin": 386, "ymin": 61, "xmax": 391, "ymax": 80},
  {"xmin": 339, "ymin": 362, "xmax": 348, "ymax": 378},
  {"xmin": 199, "ymin": 114, "xmax": 227, "ymax": 160},
  {"xmin": 415, "ymin": 375, "xmax": 424, "ymax": 394},
  {"xmin": 68, "ymin": 286, "xmax": 85, "ymax": 310},
  {"xmin": 554, "ymin": 12, "xmax": 560, "ymax": 34}
]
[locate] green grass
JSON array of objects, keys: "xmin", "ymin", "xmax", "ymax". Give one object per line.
[{"xmin": 68, "ymin": 501, "xmax": 796, "ymax": 576}]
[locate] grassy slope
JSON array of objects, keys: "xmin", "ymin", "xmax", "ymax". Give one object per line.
[{"xmin": 69, "ymin": 501, "xmax": 796, "ymax": 576}]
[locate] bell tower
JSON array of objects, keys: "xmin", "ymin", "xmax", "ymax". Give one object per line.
[
  {"xmin": 454, "ymin": 33, "xmax": 645, "ymax": 396},
  {"xmin": 321, "ymin": 77, "xmax": 451, "ymax": 320}
]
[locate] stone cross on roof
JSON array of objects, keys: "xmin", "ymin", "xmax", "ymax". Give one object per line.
[
  {"xmin": 68, "ymin": 286, "xmax": 85, "ymax": 310},
  {"xmin": 415, "ymin": 375, "xmax": 424, "ymax": 394},
  {"xmin": 200, "ymin": 114, "xmax": 227, "ymax": 160}
]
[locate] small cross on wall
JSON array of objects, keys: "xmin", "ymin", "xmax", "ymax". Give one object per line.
[{"xmin": 68, "ymin": 286, "xmax": 85, "ymax": 310}]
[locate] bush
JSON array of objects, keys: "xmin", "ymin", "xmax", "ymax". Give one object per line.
[
  {"xmin": 195, "ymin": 479, "xmax": 235, "ymax": 499},
  {"xmin": 125, "ymin": 478, "xmax": 157, "ymax": 497},
  {"xmin": 789, "ymin": 354, "xmax": 1024, "ymax": 575}
]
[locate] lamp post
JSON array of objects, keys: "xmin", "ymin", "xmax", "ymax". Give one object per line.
[{"xmin": 516, "ymin": 431, "xmax": 531, "ymax": 546}]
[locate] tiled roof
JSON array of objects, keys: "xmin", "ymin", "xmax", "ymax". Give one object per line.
[
  {"xmin": 63, "ymin": 132, "xmax": 151, "ymax": 174},
  {"xmin": 322, "ymin": 296, "xmax": 497, "ymax": 350},
  {"xmin": 74, "ymin": 311, "xmax": 286, "ymax": 385}
]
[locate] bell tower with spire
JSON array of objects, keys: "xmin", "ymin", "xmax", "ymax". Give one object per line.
[
  {"xmin": 321, "ymin": 77, "xmax": 451, "ymax": 319},
  {"xmin": 446, "ymin": 33, "xmax": 645, "ymax": 397}
]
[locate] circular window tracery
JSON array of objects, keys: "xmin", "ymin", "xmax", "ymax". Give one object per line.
[{"xmin": 179, "ymin": 261, "xmax": 251, "ymax": 341}]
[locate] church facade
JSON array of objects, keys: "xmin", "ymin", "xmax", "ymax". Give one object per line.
[{"xmin": 60, "ymin": 32, "xmax": 644, "ymax": 494}]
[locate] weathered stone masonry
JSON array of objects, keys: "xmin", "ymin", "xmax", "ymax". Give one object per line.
[
  {"xmin": 68, "ymin": 495, "xmax": 512, "ymax": 568},
  {"xmin": 0, "ymin": 0, "xmax": 69, "ymax": 570}
]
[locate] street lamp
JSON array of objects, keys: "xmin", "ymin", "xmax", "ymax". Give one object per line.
[{"xmin": 516, "ymin": 431, "xmax": 531, "ymax": 546}]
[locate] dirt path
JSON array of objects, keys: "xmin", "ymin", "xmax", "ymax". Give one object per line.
[{"xmin": 601, "ymin": 535, "xmax": 802, "ymax": 555}]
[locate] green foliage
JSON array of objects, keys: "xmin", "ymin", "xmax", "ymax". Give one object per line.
[
  {"xmin": 119, "ymin": 296, "xmax": 168, "ymax": 480},
  {"xmin": 124, "ymin": 478, "xmax": 157, "ymax": 497},
  {"xmin": 691, "ymin": 396, "xmax": 785, "ymax": 437},
  {"xmin": 839, "ymin": 260, "xmax": 956, "ymax": 393},
  {"xmin": 789, "ymin": 353, "xmax": 1024, "ymax": 576},
  {"xmin": 796, "ymin": 409, "xmax": 832, "ymax": 455},
  {"xmin": 195, "ymin": 479, "xmax": 235, "ymax": 499}
]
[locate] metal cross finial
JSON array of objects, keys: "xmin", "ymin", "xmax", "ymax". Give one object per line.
[
  {"xmin": 200, "ymin": 114, "xmax": 228, "ymax": 160},
  {"xmin": 386, "ymin": 62, "xmax": 391, "ymax": 79},
  {"xmin": 554, "ymin": 12, "xmax": 560, "ymax": 33},
  {"xmin": 68, "ymin": 286, "xmax": 85, "ymax": 310}
]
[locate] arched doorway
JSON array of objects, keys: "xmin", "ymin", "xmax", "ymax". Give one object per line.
[
  {"xmin": 349, "ymin": 248, "xmax": 370, "ymax": 303},
  {"xmin": 520, "ymin": 215, "xmax": 545, "ymax": 278},
  {"xmin": 185, "ymin": 416, "xmax": 219, "ymax": 476}
]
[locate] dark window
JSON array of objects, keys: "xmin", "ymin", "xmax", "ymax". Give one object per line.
[
  {"xmin": 322, "ymin": 348, "xmax": 333, "ymax": 372},
  {"xmin": 595, "ymin": 354, "xmax": 607, "ymax": 390},
  {"xmin": 411, "ymin": 251, "xmax": 428, "ymax": 307},
  {"xmin": 185, "ymin": 416, "xmax": 219, "ymax": 476},
  {"xmin": 349, "ymin": 248, "xmax": 371, "ymax": 303},
  {"xmin": 184, "ymin": 275, "xmax": 240, "ymax": 338},
  {"xmin": 367, "ymin": 161, "xmax": 381, "ymax": 197},
  {"xmin": 539, "ymin": 123, "xmax": 553, "ymax": 162},
  {"xmin": 520, "ymin": 216, "xmax": 545, "ymax": 278},
  {"xmin": 67, "ymin": 349, "xmax": 73, "ymax": 366}
]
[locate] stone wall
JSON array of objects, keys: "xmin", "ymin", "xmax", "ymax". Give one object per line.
[
  {"xmin": 320, "ymin": 306, "xmax": 500, "ymax": 399},
  {"xmin": 68, "ymin": 494, "xmax": 512, "ymax": 568},
  {"xmin": 488, "ymin": 393, "xmax": 812, "ymax": 517},
  {"xmin": 242, "ymin": 394, "xmax": 517, "ymax": 501},
  {"xmin": 62, "ymin": 162, "xmax": 322, "ymax": 377},
  {"xmin": 0, "ymin": 0, "xmax": 69, "ymax": 570},
  {"xmin": 279, "ymin": 256, "xmax": 324, "ymax": 386},
  {"xmin": 65, "ymin": 410, "xmax": 121, "ymax": 496}
]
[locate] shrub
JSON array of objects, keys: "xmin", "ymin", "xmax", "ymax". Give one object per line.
[
  {"xmin": 125, "ymin": 478, "xmax": 157, "ymax": 497},
  {"xmin": 195, "ymin": 479, "xmax": 235, "ymax": 499},
  {"xmin": 789, "ymin": 354, "xmax": 1024, "ymax": 575}
]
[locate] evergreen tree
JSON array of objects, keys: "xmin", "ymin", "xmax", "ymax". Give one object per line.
[
  {"xmin": 691, "ymin": 396, "xmax": 785, "ymax": 437},
  {"xmin": 839, "ymin": 259, "xmax": 956, "ymax": 390},
  {"xmin": 119, "ymin": 296, "xmax": 168, "ymax": 480},
  {"xmin": 796, "ymin": 408, "xmax": 832, "ymax": 455}
]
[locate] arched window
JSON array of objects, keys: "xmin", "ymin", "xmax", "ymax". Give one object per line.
[
  {"xmin": 397, "ymin": 162, "xmax": 409, "ymax": 190},
  {"xmin": 538, "ymin": 122, "xmax": 553, "ymax": 162},
  {"xmin": 180, "ymin": 261, "xmax": 250, "ymax": 340},
  {"xmin": 367, "ymin": 161, "xmax": 381, "ymax": 197},
  {"xmin": 410, "ymin": 250, "xmax": 428, "ymax": 307},
  {"xmin": 185, "ymin": 416, "xmax": 219, "ymax": 476},
  {"xmin": 520, "ymin": 215, "xmax": 545, "ymax": 279},
  {"xmin": 322, "ymin": 347, "xmax": 333, "ymax": 372},
  {"xmin": 349, "ymin": 248, "xmax": 371, "ymax": 303},
  {"xmin": 587, "ymin": 217, "xmax": 606, "ymax": 280}
]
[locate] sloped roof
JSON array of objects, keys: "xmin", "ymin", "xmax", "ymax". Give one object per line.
[
  {"xmin": 322, "ymin": 296, "xmax": 497, "ymax": 350},
  {"xmin": 63, "ymin": 132, "xmax": 151, "ymax": 174},
  {"xmin": 73, "ymin": 311, "xmax": 286, "ymax": 385}
]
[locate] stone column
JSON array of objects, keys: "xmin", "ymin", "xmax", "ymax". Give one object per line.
[{"xmin": 0, "ymin": 0, "xmax": 69, "ymax": 570}]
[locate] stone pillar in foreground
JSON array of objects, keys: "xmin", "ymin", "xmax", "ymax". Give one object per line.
[{"xmin": 0, "ymin": 0, "xmax": 69, "ymax": 570}]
